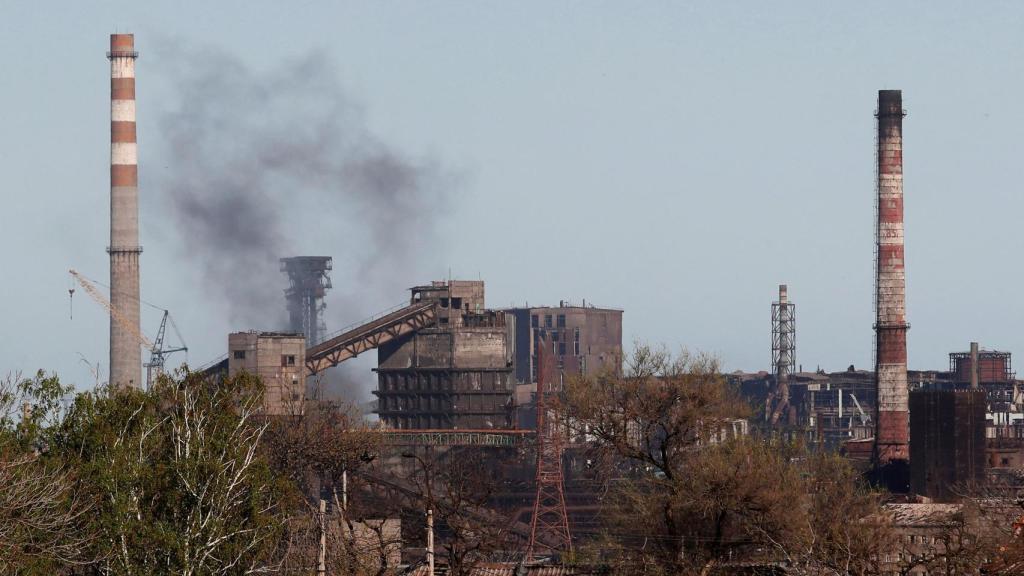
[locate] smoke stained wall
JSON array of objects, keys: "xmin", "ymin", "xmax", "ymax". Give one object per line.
[{"xmin": 156, "ymin": 47, "xmax": 452, "ymax": 399}]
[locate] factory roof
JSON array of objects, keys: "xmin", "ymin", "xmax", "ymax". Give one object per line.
[
  {"xmin": 232, "ymin": 330, "xmax": 305, "ymax": 339},
  {"xmin": 505, "ymin": 303, "xmax": 623, "ymax": 313}
]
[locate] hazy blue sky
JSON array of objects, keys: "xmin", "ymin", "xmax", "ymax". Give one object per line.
[{"xmin": 3, "ymin": 2, "xmax": 1023, "ymax": 399}]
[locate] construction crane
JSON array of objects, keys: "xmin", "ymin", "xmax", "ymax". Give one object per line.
[
  {"xmin": 69, "ymin": 269, "xmax": 187, "ymax": 388},
  {"xmin": 69, "ymin": 269, "xmax": 152, "ymax": 349},
  {"xmin": 144, "ymin": 310, "xmax": 188, "ymax": 387}
]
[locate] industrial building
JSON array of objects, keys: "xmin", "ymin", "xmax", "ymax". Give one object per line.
[
  {"xmin": 228, "ymin": 331, "xmax": 307, "ymax": 415},
  {"xmin": 506, "ymin": 303, "xmax": 622, "ymax": 384},
  {"xmin": 910, "ymin": 389, "xmax": 987, "ymax": 501},
  {"xmin": 281, "ymin": 256, "xmax": 333, "ymax": 345},
  {"xmin": 374, "ymin": 281, "xmax": 516, "ymax": 430},
  {"xmin": 76, "ymin": 30, "xmax": 1024, "ymax": 567}
]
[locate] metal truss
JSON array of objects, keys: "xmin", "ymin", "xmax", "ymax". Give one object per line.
[
  {"xmin": 377, "ymin": 429, "xmax": 531, "ymax": 447},
  {"xmin": 305, "ymin": 301, "xmax": 437, "ymax": 375}
]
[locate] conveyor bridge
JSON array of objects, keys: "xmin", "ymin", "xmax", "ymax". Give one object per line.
[{"xmin": 305, "ymin": 300, "xmax": 437, "ymax": 376}]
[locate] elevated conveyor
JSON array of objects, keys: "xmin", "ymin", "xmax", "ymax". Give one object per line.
[{"xmin": 305, "ymin": 301, "xmax": 436, "ymax": 375}]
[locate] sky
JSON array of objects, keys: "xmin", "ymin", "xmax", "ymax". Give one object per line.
[{"xmin": 2, "ymin": 2, "xmax": 1024, "ymax": 400}]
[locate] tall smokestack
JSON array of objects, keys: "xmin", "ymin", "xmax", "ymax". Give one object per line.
[
  {"xmin": 108, "ymin": 34, "xmax": 142, "ymax": 388},
  {"xmin": 874, "ymin": 89, "xmax": 909, "ymax": 463}
]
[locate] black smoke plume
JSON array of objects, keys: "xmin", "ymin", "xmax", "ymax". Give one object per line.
[{"xmin": 156, "ymin": 47, "xmax": 451, "ymax": 399}]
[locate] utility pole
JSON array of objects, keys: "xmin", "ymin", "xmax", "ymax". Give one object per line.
[
  {"xmin": 318, "ymin": 498, "xmax": 327, "ymax": 575},
  {"xmin": 426, "ymin": 508, "xmax": 435, "ymax": 576},
  {"xmin": 342, "ymin": 468, "xmax": 348, "ymax": 512}
]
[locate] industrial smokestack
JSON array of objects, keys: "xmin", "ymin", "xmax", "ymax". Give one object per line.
[
  {"xmin": 874, "ymin": 89, "xmax": 909, "ymax": 463},
  {"xmin": 108, "ymin": 34, "xmax": 142, "ymax": 388}
]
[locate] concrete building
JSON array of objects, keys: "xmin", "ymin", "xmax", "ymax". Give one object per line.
[
  {"xmin": 507, "ymin": 303, "xmax": 622, "ymax": 385},
  {"xmin": 228, "ymin": 332, "xmax": 306, "ymax": 415},
  {"xmin": 505, "ymin": 303, "xmax": 621, "ymax": 430},
  {"xmin": 375, "ymin": 281, "xmax": 515, "ymax": 430},
  {"xmin": 881, "ymin": 503, "xmax": 966, "ymax": 575}
]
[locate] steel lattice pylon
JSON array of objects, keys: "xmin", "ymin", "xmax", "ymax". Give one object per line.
[
  {"xmin": 527, "ymin": 339, "xmax": 572, "ymax": 560},
  {"xmin": 769, "ymin": 284, "xmax": 796, "ymax": 425}
]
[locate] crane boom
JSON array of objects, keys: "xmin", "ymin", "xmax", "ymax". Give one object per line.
[
  {"xmin": 145, "ymin": 310, "xmax": 188, "ymax": 387},
  {"xmin": 850, "ymin": 392, "xmax": 871, "ymax": 426},
  {"xmin": 69, "ymin": 269, "xmax": 153, "ymax": 349}
]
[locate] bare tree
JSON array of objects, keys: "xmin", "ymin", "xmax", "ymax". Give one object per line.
[{"xmin": 562, "ymin": 346, "xmax": 899, "ymax": 575}]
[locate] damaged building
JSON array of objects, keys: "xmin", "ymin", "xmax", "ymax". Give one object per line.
[
  {"xmin": 228, "ymin": 331, "xmax": 306, "ymax": 415},
  {"xmin": 374, "ymin": 281, "xmax": 516, "ymax": 430}
]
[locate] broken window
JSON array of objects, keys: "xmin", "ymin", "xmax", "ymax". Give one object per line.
[
  {"xmin": 451, "ymin": 297, "xmax": 463, "ymax": 310},
  {"xmin": 558, "ymin": 343, "xmax": 567, "ymax": 356},
  {"xmin": 282, "ymin": 354, "xmax": 296, "ymax": 366},
  {"xmin": 557, "ymin": 314, "xmax": 566, "ymax": 328},
  {"xmin": 233, "ymin": 350, "xmax": 246, "ymax": 360},
  {"xmin": 531, "ymin": 315, "xmax": 539, "ymax": 328},
  {"xmin": 544, "ymin": 314, "xmax": 552, "ymax": 328}
]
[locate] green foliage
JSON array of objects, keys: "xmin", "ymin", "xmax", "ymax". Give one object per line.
[
  {"xmin": 51, "ymin": 370, "xmax": 284, "ymax": 575},
  {"xmin": 0, "ymin": 370, "xmax": 73, "ymax": 451},
  {"xmin": 0, "ymin": 372, "xmax": 90, "ymax": 575}
]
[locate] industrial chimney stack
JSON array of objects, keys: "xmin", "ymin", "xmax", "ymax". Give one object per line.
[
  {"xmin": 108, "ymin": 34, "xmax": 142, "ymax": 388},
  {"xmin": 874, "ymin": 89, "xmax": 909, "ymax": 463}
]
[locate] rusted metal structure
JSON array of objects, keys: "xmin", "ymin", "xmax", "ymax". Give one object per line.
[
  {"xmin": 281, "ymin": 256, "xmax": 332, "ymax": 345},
  {"xmin": 950, "ymin": 348, "xmax": 1013, "ymax": 383},
  {"xmin": 874, "ymin": 89, "xmax": 910, "ymax": 464},
  {"xmin": 769, "ymin": 284, "xmax": 796, "ymax": 424},
  {"xmin": 374, "ymin": 281, "xmax": 515, "ymax": 430},
  {"xmin": 304, "ymin": 300, "xmax": 437, "ymax": 375},
  {"xmin": 527, "ymin": 341, "xmax": 572, "ymax": 560},
  {"xmin": 107, "ymin": 34, "xmax": 143, "ymax": 388},
  {"xmin": 376, "ymin": 429, "xmax": 530, "ymax": 447}
]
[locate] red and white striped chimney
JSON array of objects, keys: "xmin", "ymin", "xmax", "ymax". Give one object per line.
[
  {"xmin": 874, "ymin": 89, "xmax": 909, "ymax": 463},
  {"xmin": 108, "ymin": 34, "xmax": 142, "ymax": 388}
]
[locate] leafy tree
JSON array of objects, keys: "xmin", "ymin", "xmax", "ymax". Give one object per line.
[
  {"xmin": 0, "ymin": 371, "xmax": 95, "ymax": 573},
  {"xmin": 55, "ymin": 370, "xmax": 284, "ymax": 576}
]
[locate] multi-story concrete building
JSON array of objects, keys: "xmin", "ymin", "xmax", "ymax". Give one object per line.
[
  {"xmin": 375, "ymin": 281, "xmax": 515, "ymax": 430},
  {"xmin": 507, "ymin": 303, "xmax": 622, "ymax": 385},
  {"xmin": 228, "ymin": 331, "xmax": 306, "ymax": 415}
]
